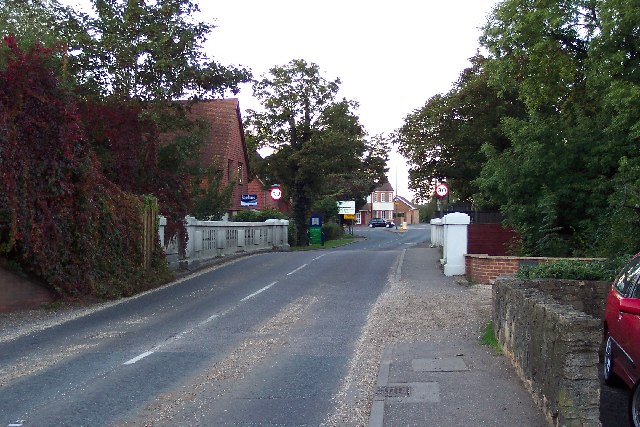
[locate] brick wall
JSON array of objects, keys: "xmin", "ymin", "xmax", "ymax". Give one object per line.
[
  {"xmin": 465, "ymin": 255, "xmax": 607, "ymax": 284},
  {"xmin": 493, "ymin": 277, "xmax": 608, "ymax": 427},
  {"xmin": 465, "ymin": 254, "xmax": 519, "ymax": 284},
  {"xmin": 0, "ymin": 267, "xmax": 55, "ymax": 313}
]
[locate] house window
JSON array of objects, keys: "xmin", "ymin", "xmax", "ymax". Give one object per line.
[
  {"xmin": 374, "ymin": 193, "xmax": 378, "ymax": 202},
  {"xmin": 389, "ymin": 192, "xmax": 393, "ymax": 201},
  {"xmin": 237, "ymin": 162, "xmax": 244, "ymax": 185},
  {"xmin": 227, "ymin": 159, "xmax": 234, "ymax": 182},
  {"xmin": 381, "ymin": 193, "xmax": 386, "ymax": 202},
  {"xmin": 356, "ymin": 212, "xmax": 361, "ymax": 225}
]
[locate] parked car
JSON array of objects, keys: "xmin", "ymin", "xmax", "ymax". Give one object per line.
[
  {"xmin": 602, "ymin": 252, "xmax": 640, "ymax": 426},
  {"xmin": 368, "ymin": 218, "xmax": 387, "ymax": 228},
  {"xmin": 385, "ymin": 220, "xmax": 395, "ymax": 228}
]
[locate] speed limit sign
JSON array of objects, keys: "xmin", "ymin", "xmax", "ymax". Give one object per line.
[
  {"xmin": 435, "ymin": 183, "xmax": 449, "ymax": 198},
  {"xmin": 270, "ymin": 187, "xmax": 282, "ymax": 200}
]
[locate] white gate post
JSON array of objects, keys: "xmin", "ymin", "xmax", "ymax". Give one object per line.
[{"xmin": 442, "ymin": 212, "xmax": 470, "ymax": 276}]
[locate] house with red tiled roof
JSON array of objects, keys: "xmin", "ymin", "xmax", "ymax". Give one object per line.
[{"xmin": 184, "ymin": 99, "xmax": 251, "ymax": 218}]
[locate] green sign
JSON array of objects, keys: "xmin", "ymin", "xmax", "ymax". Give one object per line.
[{"xmin": 310, "ymin": 227, "xmax": 322, "ymax": 245}]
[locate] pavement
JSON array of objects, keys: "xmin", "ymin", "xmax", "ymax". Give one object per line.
[{"xmin": 366, "ymin": 236, "xmax": 549, "ymax": 427}]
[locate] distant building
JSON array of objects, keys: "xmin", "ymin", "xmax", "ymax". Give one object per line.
[
  {"xmin": 357, "ymin": 180, "xmax": 395, "ymax": 225},
  {"xmin": 394, "ymin": 195, "xmax": 420, "ymax": 224},
  {"xmin": 246, "ymin": 178, "xmax": 290, "ymax": 213}
]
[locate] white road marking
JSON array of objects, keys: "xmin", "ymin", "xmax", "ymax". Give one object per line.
[
  {"xmin": 287, "ymin": 264, "xmax": 308, "ymax": 276},
  {"xmin": 241, "ymin": 281, "xmax": 278, "ymax": 302},
  {"xmin": 8, "ymin": 421, "xmax": 25, "ymax": 427},
  {"xmin": 121, "ymin": 256, "xmax": 323, "ymax": 367},
  {"xmin": 123, "ymin": 351, "xmax": 154, "ymax": 365}
]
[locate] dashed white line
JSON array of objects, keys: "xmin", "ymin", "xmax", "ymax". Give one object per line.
[
  {"xmin": 287, "ymin": 264, "xmax": 308, "ymax": 276},
  {"xmin": 240, "ymin": 281, "xmax": 278, "ymax": 302},
  {"xmin": 123, "ymin": 351, "xmax": 154, "ymax": 365},
  {"xmin": 122, "ymin": 258, "xmax": 322, "ymax": 366}
]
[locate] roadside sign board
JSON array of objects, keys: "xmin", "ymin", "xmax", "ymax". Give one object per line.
[
  {"xmin": 241, "ymin": 194, "xmax": 258, "ymax": 207},
  {"xmin": 337, "ymin": 201, "xmax": 356, "ymax": 215},
  {"xmin": 309, "ymin": 214, "xmax": 323, "ymax": 245},
  {"xmin": 343, "ymin": 214, "xmax": 356, "ymax": 220},
  {"xmin": 435, "ymin": 183, "xmax": 449, "ymax": 198},
  {"xmin": 270, "ymin": 187, "xmax": 282, "ymax": 200}
]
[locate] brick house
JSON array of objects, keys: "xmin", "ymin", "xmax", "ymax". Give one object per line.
[
  {"xmin": 246, "ymin": 178, "xmax": 290, "ymax": 212},
  {"xmin": 357, "ymin": 180, "xmax": 395, "ymax": 225},
  {"xmin": 185, "ymin": 99, "xmax": 251, "ymax": 218},
  {"xmin": 394, "ymin": 195, "xmax": 420, "ymax": 224}
]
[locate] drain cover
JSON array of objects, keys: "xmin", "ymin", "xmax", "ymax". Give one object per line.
[{"xmin": 375, "ymin": 385, "xmax": 411, "ymax": 398}]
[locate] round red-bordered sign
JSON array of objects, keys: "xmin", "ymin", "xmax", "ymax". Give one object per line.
[
  {"xmin": 270, "ymin": 187, "xmax": 282, "ymax": 200},
  {"xmin": 435, "ymin": 183, "xmax": 449, "ymax": 198}
]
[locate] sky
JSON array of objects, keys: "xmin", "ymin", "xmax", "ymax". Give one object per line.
[{"xmin": 61, "ymin": 0, "xmax": 501, "ymax": 200}]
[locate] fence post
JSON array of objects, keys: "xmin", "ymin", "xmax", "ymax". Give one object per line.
[
  {"xmin": 442, "ymin": 212, "xmax": 470, "ymax": 276},
  {"xmin": 158, "ymin": 216, "xmax": 166, "ymax": 248}
]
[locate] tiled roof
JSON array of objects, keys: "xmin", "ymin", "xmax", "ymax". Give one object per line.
[
  {"xmin": 375, "ymin": 179, "xmax": 394, "ymax": 192},
  {"xmin": 394, "ymin": 195, "xmax": 417, "ymax": 210},
  {"xmin": 185, "ymin": 99, "xmax": 250, "ymax": 175}
]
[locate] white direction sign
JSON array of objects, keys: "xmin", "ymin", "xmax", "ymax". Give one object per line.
[
  {"xmin": 337, "ymin": 200, "xmax": 356, "ymax": 215},
  {"xmin": 435, "ymin": 183, "xmax": 449, "ymax": 198}
]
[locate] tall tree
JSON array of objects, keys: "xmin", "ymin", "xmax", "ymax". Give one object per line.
[
  {"xmin": 476, "ymin": 0, "xmax": 640, "ymax": 256},
  {"xmin": 395, "ymin": 55, "xmax": 522, "ymax": 204},
  {"xmin": 247, "ymin": 59, "xmax": 386, "ymax": 245}
]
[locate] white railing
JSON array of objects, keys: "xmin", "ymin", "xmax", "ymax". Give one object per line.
[
  {"xmin": 430, "ymin": 213, "xmax": 470, "ymax": 276},
  {"xmin": 159, "ymin": 216, "xmax": 289, "ymax": 269}
]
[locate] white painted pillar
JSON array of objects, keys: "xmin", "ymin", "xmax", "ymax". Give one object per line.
[
  {"xmin": 430, "ymin": 218, "xmax": 443, "ymax": 246},
  {"xmin": 442, "ymin": 212, "xmax": 470, "ymax": 276},
  {"xmin": 184, "ymin": 216, "xmax": 198, "ymax": 258},
  {"xmin": 158, "ymin": 216, "xmax": 167, "ymax": 247}
]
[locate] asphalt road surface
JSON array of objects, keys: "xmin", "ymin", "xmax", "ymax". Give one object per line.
[{"xmin": 0, "ymin": 226, "xmax": 428, "ymax": 426}]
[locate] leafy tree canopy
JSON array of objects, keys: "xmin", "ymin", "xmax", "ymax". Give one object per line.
[
  {"xmin": 246, "ymin": 59, "xmax": 387, "ymax": 244},
  {"xmin": 395, "ymin": 55, "xmax": 522, "ymax": 204}
]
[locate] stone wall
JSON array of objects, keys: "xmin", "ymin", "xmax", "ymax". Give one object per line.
[{"xmin": 493, "ymin": 277, "xmax": 610, "ymax": 427}]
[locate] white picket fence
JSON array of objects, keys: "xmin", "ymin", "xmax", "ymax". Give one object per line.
[{"xmin": 159, "ymin": 216, "xmax": 289, "ymax": 269}]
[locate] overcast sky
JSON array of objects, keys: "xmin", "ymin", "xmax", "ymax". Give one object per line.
[{"xmin": 62, "ymin": 0, "xmax": 501, "ymax": 199}]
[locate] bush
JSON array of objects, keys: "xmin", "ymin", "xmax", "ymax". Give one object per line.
[
  {"xmin": 0, "ymin": 38, "xmax": 171, "ymax": 299},
  {"xmin": 516, "ymin": 258, "xmax": 628, "ymax": 282},
  {"xmin": 322, "ymin": 222, "xmax": 344, "ymax": 241},
  {"xmin": 233, "ymin": 209, "xmax": 288, "ymax": 223}
]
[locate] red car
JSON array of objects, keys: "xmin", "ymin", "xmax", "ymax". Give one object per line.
[{"xmin": 603, "ymin": 253, "xmax": 640, "ymax": 426}]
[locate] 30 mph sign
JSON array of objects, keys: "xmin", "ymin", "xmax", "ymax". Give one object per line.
[
  {"xmin": 435, "ymin": 183, "xmax": 449, "ymax": 198},
  {"xmin": 270, "ymin": 188, "xmax": 282, "ymax": 200}
]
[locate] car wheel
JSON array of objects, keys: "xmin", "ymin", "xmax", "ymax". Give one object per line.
[
  {"xmin": 369, "ymin": 224, "xmax": 373, "ymax": 228},
  {"xmin": 603, "ymin": 334, "xmax": 617, "ymax": 386},
  {"xmin": 630, "ymin": 382, "xmax": 640, "ymax": 427}
]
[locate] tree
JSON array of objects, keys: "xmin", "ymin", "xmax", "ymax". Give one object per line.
[
  {"xmin": 395, "ymin": 55, "xmax": 522, "ymax": 204},
  {"xmin": 247, "ymin": 59, "xmax": 386, "ymax": 245},
  {"xmin": 0, "ymin": 37, "xmax": 170, "ymax": 297},
  {"xmin": 475, "ymin": 0, "xmax": 640, "ymax": 257}
]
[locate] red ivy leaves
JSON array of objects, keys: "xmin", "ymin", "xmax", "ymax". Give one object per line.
[{"xmin": 0, "ymin": 36, "xmax": 170, "ymax": 298}]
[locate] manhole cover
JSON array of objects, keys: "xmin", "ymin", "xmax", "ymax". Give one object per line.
[{"xmin": 375, "ymin": 385, "xmax": 411, "ymax": 398}]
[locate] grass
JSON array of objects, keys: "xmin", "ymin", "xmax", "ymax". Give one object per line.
[
  {"xmin": 291, "ymin": 236, "xmax": 359, "ymax": 251},
  {"xmin": 480, "ymin": 321, "xmax": 502, "ymax": 355}
]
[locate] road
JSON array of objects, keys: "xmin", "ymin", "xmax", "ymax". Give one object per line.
[{"xmin": 0, "ymin": 226, "xmax": 428, "ymax": 426}]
